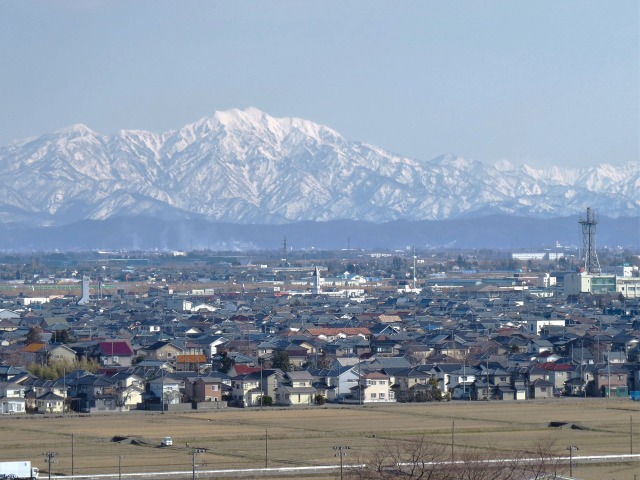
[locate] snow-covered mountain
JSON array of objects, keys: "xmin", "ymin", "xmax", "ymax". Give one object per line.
[{"xmin": 0, "ymin": 107, "xmax": 637, "ymax": 227}]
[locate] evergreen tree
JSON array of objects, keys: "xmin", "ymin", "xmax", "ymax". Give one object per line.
[
  {"xmin": 26, "ymin": 326, "xmax": 43, "ymax": 345},
  {"xmin": 272, "ymin": 350, "xmax": 291, "ymax": 372}
]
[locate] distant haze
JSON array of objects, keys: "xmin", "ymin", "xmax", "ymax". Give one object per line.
[{"xmin": 1, "ymin": 1, "xmax": 637, "ymax": 168}]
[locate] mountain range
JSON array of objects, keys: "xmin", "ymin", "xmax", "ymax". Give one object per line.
[{"xmin": 0, "ymin": 108, "xmax": 637, "ymax": 250}]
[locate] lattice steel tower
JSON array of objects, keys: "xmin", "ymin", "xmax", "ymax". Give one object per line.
[{"xmin": 579, "ymin": 207, "xmax": 600, "ymax": 273}]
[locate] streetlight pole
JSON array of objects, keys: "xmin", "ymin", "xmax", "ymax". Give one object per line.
[
  {"xmin": 265, "ymin": 428, "xmax": 268, "ymax": 468},
  {"xmin": 117, "ymin": 455, "xmax": 123, "ymax": 480},
  {"xmin": 566, "ymin": 445, "xmax": 578, "ymax": 477}
]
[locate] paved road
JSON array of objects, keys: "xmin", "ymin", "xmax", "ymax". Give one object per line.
[{"xmin": 47, "ymin": 453, "xmax": 640, "ymax": 479}]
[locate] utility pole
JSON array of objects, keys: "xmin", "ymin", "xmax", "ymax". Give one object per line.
[
  {"xmin": 358, "ymin": 361, "xmax": 362, "ymax": 406},
  {"xmin": 71, "ymin": 433, "xmax": 75, "ymax": 479},
  {"xmin": 631, "ymin": 415, "xmax": 633, "ymax": 454},
  {"xmin": 62, "ymin": 368, "xmax": 66, "ymax": 416},
  {"xmin": 260, "ymin": 358, "xmax": 263, "ymax": 410},
  {"xmin": 607, "ymin": 351, "xmax": 611, "ymax": 398},
  {"xmin": 451, "ymin": 420, "xmax": 455, "ymax": 462},
  {"xmin": 485, "ymin": 357, "xmax": 489, "ymax": 400},
  {"xmin": 191, "ymin": 448, "xmax": 207, "ymax": 480},
  {"xmin": 44, "ymin": 451, "xmax": 57, "ymax": 480},
  {"xmin": 265, "ymin": 428, "xmax": 268, "ymax": 468},
  {"xmin": 117, "ymin": 455, "xmax": 123, "ymax": 480},
  {"xmin": 333, "ymin": 445, "xmax": 350, "ymax": 480},
  {"xmin": 566, "ymin": 445, "xmax": 578, "ymax": 477}
]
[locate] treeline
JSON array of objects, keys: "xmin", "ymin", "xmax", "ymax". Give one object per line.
[{"xmin": 27, "ymin": 358, "xmax": 100, "ymax": 380}]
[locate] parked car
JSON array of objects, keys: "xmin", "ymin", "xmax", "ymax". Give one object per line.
[{"xmin": 161, "ymin": 437, "xmax": 173, "ymax": 447}]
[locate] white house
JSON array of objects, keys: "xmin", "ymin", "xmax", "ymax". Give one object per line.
[
  {"xmin": 523, "ymin": 318, "xmax": 566, "ymax": 335},
  {"xmin": 346, "ymin": 371, "xmax": 395, "ymax": 404},
  {"xmin": 149, "ymin": 376, "xmax": 182, "ymax": 405},
  {"xmin": 0, "ymin": 382, "xmax": 26, "ymax": 414}
]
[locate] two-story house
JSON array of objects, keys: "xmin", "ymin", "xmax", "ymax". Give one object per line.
[
  {"xmin": 185, "ymin": 375, "xmax": 225, "ymax": 403},
  {"xmin": 68, "ymin": 373, "xmax": 117, "ymax": 413},
  {"xmin": 591, "ymin": 364, "xmax": 629, "ymax": 397},
  {"xmin": 94, "ymin": 341, "xmax": 135, "ymax": 367},
  {"xmin": 144, "ymin": 341, "xmax": 183, "ymax": 362},
  {"xmin": 231, "ymin": 372, "xmax": 262, "ymax": 407},
  {"xmin": 275, "ymin": 371, "xmax": 316, "ymax": 406},
  {"xmin": 149, "ymin": 375, "xmax": 182, "ymax": 406},
  {"xmin": 349, "ymin": 371, "xmax": 395, "ymax": 403},
  {"xmin": 0, "ymin": 381, "xmax": 26, "ymax": 414},
  {"xmin": 392, "ymin": 366, "xmax": 437, "ymax": 402},
  {"xmin": 106, "ymin": 372, "xmax": 145, "ymax": 410}
]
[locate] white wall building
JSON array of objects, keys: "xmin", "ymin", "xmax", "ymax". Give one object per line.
[
  {"xmin": 524, "ymin": 318, "xmax": 566, "ymax": 335},
  {"xmin": 17, "ymin": 297, "xmax": 50, "ymax": 306}
]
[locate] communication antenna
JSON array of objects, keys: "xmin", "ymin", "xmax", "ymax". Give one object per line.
[
  {"xmin": 412, "ymin": 246, "xmax": 417, "ymax": 289},
  {"xmin": 579, "ymin": 207, "xmax": 600, "ymax": 274},
  {"xmin": 281, "ymin": 236, "xmax": 288, "ymax": 265}
]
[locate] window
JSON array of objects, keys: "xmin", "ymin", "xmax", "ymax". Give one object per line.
[
  {"xmin": 379, "ymin": 393, "xmax": 385, "ymax": 399},
  {"xmin": 370, "ymin": 393, "xmax": 377, "ymax": 399}
]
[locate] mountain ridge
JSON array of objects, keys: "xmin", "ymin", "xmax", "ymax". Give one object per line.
[{"xmin": 0, "ymin": 108, "xmax": 637, "ymax": 227}]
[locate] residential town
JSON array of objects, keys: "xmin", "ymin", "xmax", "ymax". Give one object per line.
[{"xmin": 0, "ymin": 247, "xmax": 639, "ymax": 416}]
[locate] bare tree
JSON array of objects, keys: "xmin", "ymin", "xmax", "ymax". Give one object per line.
[
  {"xmin": 350, "ymin": 437, "xmax": 452, "ymax": 480},
  {"xmin": 517, "ymin": 439, "xmax": 564, "ymax": 480},
  {"xmin": 349, "ymin": 437, "xmax": 565, "ymax": 480}
]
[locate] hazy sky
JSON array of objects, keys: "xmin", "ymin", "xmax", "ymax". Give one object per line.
[{"xmin": 1, "ymin": 1, "xmax": 638, "ymax": 168}]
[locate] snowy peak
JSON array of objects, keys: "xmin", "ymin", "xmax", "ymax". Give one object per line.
[
  {"xmin": 206, "ymin": 107, "xmax": 342, "ymax": 145},
  {"xmin": 0, "ymin": 108, "xmax": 636, "ymax": 227},
  {"xmin": 53, "ymin": 123, "xmax": 97, "ymax": 138}
]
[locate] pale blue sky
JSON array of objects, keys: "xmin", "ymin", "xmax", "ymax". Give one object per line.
[{"xmin": 1, "ymin": 1, "xmax": 637, "ymax": 168}]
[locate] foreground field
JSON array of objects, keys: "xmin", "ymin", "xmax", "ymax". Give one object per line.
[{"xmin": 1, "ymin": 398, "xmax": 640, "ymax": 479}]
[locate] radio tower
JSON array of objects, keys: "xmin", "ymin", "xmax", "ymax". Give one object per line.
[
  {"xmin": 579, "ymin": 207, "xmax": 600, "ymax": 274},
  {"xmin": 281, "ymin": 236, "xmax": 288, "ymax": 266}
]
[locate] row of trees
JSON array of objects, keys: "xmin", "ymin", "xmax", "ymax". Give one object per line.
[
  {"xmin": 349, "ymin": 437, "xmax": 565, "ymax": 480},
  {"xmin": 25, "ymin": 326, "xmax": 75, "ymax": 345}
]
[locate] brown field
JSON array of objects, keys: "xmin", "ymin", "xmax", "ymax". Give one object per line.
[{"xmin": 2, "ymin": 398, "xmax": 640, "ymax": 479}]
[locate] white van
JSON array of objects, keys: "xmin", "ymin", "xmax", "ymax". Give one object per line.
[{"xmin": 161, "ymin": 437, "xmax": 173, "ymax": 447}]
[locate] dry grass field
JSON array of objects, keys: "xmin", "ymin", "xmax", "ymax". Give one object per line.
[{"xmin": 2, "ymin": 398, "xmax": 640, "ymax": 479}]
